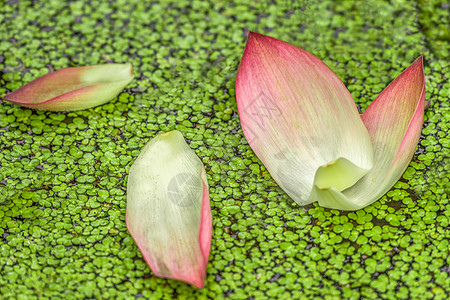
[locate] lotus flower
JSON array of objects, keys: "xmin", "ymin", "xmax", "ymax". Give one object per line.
[
  {"xmin": 236, "ymin": 32, "xmax": 425, "ymax": 210},
  {"xmin": 2, "ymin": 63, "xmax": 134, "ymax": 111},
  {"xmin": 126, "ymin": 130, "xmax": 212, "ymax": 288}
]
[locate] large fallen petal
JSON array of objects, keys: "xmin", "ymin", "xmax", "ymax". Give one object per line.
[
  {"xmin": 313, "ymin": 56, "xmax": 425, "ymax": 210},
  {"xmin": 2, "ymin": 63, "xmax": 134, "ymax": 111},
  {"xmin": 126, "ymin": 130, "xmax": 212, "ymax": 288},
  {"xmin": 236, "ymin": 32, "xmax": 373, "ymax": 206}
]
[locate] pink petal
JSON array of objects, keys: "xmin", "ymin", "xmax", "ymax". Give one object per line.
[
  {"xmin": 236, "ymin": 32, "xmax": 373, "ymax": 206},
  {"xmin": 3, "ymin": 64, "xmax": 134, "ymax": 111},
  {"xmin": 362, "ymin": 56, "xmax": 425, "ymax": 186},
  {"xmin": 126, "ymin": 131, "xmax": 211, "ymax": 288}
]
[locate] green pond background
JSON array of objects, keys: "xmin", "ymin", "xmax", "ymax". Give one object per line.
[{"xmin": 0, "ymin": 0, "xmax": 449, "ymax": 299}]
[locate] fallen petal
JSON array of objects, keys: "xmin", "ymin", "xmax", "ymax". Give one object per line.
[
  {"xmin": 3, "ymin": 63, "xmax": 134, "ymax": 111},
  {"xmin": 313, "ymin": 56, "xmax": 426, "ymax": 210},
  {"xmin": 236, "ymin": 32, "xmax": 373, "ymax": 206},
  {"xmin": 126, "ymin": 130, "xmax": 212, "ymax": 288}
]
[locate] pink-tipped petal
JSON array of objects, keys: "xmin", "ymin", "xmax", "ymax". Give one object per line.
[
  {"xmin": 236, "ymin": 32, "xmax": 373, "ymax": 206},
  {"xmin": 3, "ymin": 63, "xmax": 134, "ymax": 111},
  {"xmin": 364, "ymin": 57, "xmax": 425, "ymax": 175},
  {"xmin": 126, "ymin": 131, "xmax": 211, "ymax": 288},
  {"xmin": 314, "ymin": 57, "xmax": 426, "ymax": 210}
]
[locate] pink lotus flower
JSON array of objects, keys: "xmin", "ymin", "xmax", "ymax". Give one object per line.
[
  {"xmin": 236, "ymin": 32, "xmax": 425, "ymax": 210},
  {"xmin": 2, "ymin": 63, "xmax": 134, "ymax": 111},
  {"xmin": 126, "ymin": 131, "xmax": 212, "ymax": 288}
]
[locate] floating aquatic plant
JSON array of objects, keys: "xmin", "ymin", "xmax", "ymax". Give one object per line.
[
  {"xmin": 236, "ymin": 32, "xmax": 425, "ymax": 210},
  {"xmin": 126, "ymin": 130, "xmax": 212, "ymax": 288},
  {"xmin": 2, "ymin": 63, "xmax": 134, "ymax": 111}
]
